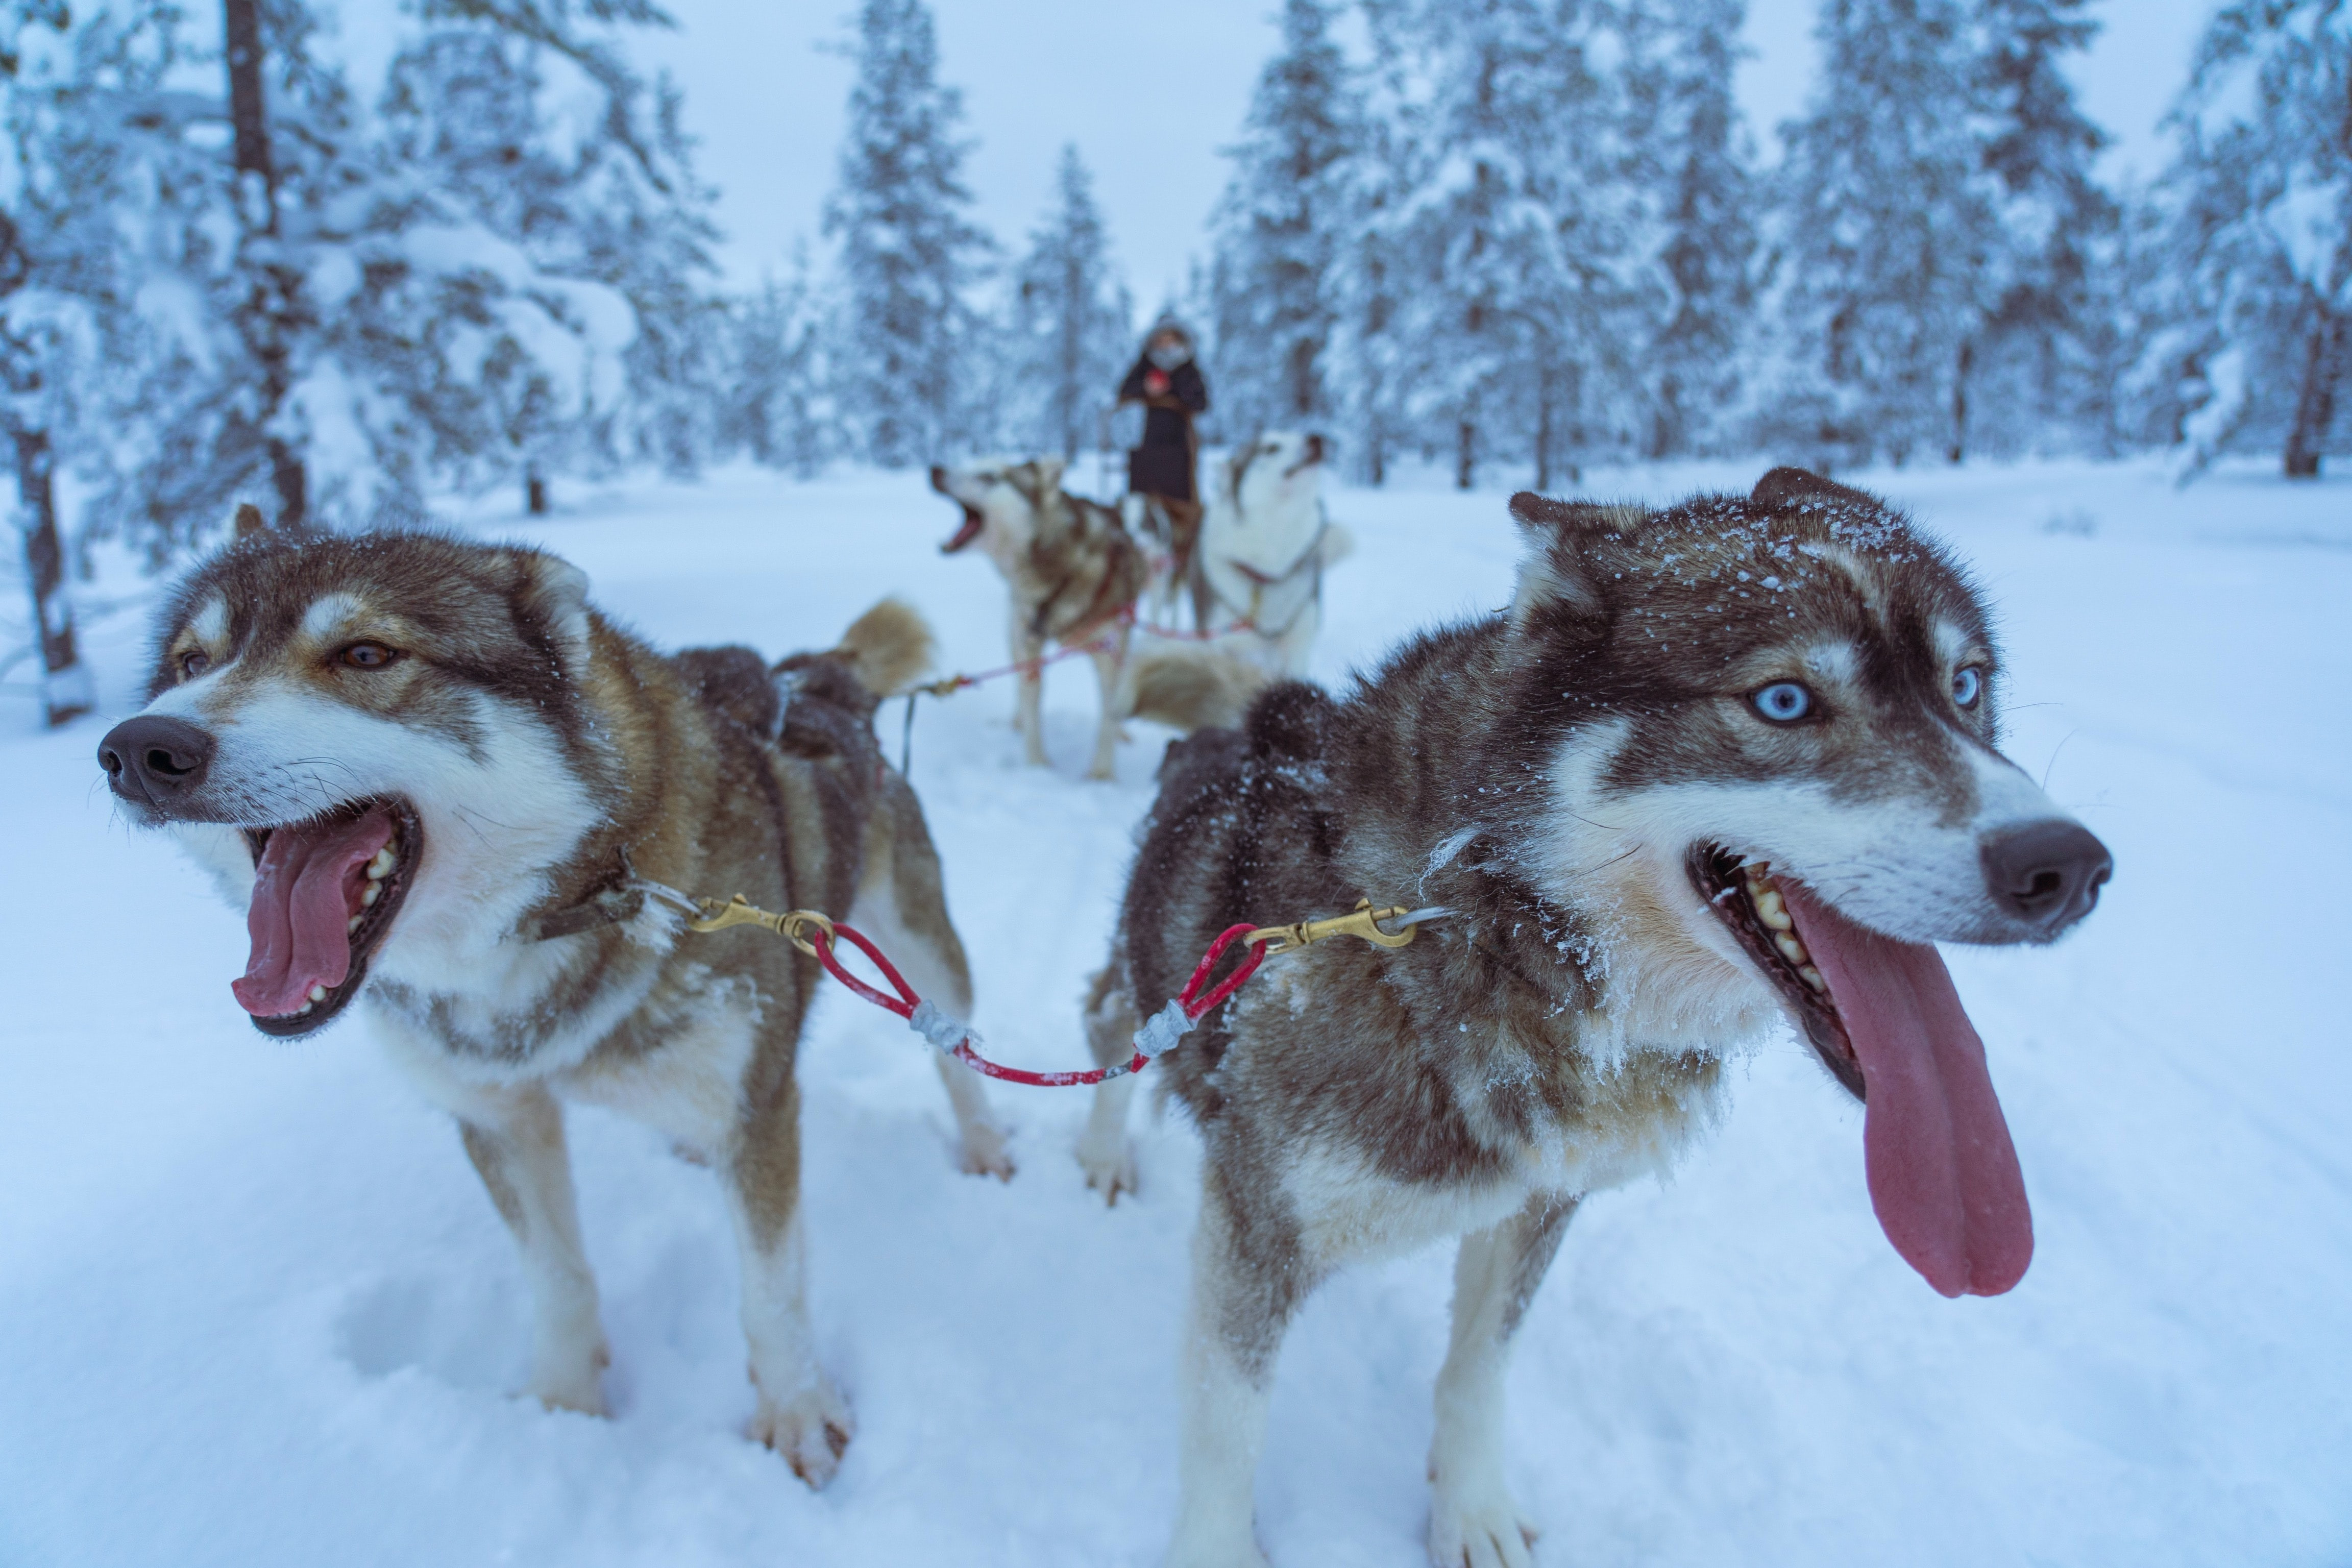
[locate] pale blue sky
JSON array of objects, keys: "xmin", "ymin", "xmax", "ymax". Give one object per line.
[{"xmin": 639, "ymin": 0, "xmax": 2217, "ymax": 299}]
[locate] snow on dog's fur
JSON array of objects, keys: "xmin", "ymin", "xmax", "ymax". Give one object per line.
[
  {"xmin": 1076, "ymin": 468, "xmax": 2114, "ymax": 1568},
  {"xmin": 1197, "ymin": 431, "xmax": 1352, "ymax": 676},
  {"xmin": 97, "ymin": 523, "xmax": 1009, "ymax": 1488},
  {"xmin": 929, "ymin": 456, "xmax": 1268, "ymax": 776}
]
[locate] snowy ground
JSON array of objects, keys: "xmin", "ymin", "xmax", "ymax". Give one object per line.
[{"xmin": 2, "ymin": 455, "xmax": 2345, "ymax": 1566}]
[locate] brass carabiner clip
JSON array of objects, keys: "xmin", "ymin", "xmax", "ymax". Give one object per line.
[
  {"xmin": 1248, "ymin": 899, "xmax": 1419, "ymax": 957},
  {"xmin": 683, "ymin": 894, "xmax": 836, "ymax": 958}
]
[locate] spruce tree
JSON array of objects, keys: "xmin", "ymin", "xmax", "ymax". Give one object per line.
[
  {"xmin": 824, "ymin": 0, "xmax": 990, "ymax": 468},
  {"xmin": 1627, "ymin": 0, "xmax": 1758, "ymax": 458},
  {"xmin": 724, "ymin": 246, "xmax": 833, "ymax": 477},
  {"xmin": 1205, "ymin": 0, "xmax": 1359, "ymax": 439},
  {"xmin": 1774, "ymin": 0, "xmax": 2000, "ymax": 466},
  {"xmin": 1970, "ymin": 0, "xmax": 2117, "ymax": 456},
  {"xmin": 1005, "ymin": 144, "xmax": 1130, "ymax": 462},
  {"xmin": 2162, "ymin": 0, "xmax": 2350, "ymax": 477}
]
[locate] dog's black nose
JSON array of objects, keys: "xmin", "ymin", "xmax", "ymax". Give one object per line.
[
  {"xmin": 1980, "ymin": 819, "xmax": 2112, "ymax": 933},
  {"xmin": 98, "ymin": 715, "xmax": 216, "ymax": 805},
  {"xmin": 928, "ymin": 465, "xmax": 948, "ymax": 492}
]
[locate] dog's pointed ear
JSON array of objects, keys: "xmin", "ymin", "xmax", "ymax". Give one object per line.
[
  {"xmin": 1034, "ymin": 455, "xmax": 1067, "ymax": 495},
  {"xmin": 234, "ymin": 502, "xmax": 267, "ymax": 540},
  {"xmin": 1752, "ymin": 466, "xmax": 1880, "ymax": 513},
  {"xmin": 514, "ymin": 550, "xmax": 592, "ymax": 673},
  {"xmin": 1506, "ymin": 492, "xmax": 1636, "ymax": 627}
]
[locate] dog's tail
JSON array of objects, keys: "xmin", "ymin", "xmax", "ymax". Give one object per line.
[
  {"xmin": 1118, "ymin": 645, "xmax": 1273, "ymax": 735},
  {"xmin": 835, "ymin": 597, "xmax": 937, "ymax": 697}
]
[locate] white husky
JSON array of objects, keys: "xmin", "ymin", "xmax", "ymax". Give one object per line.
[{"xmin": 1196, "ymin": 431, "xmax": 1352, "ymax": 677}]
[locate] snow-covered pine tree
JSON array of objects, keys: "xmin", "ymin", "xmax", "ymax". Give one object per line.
[
  {"xmin": 389, "ymin": 0, "xmax": 724, "ymax": 503},
  {"xmin": 1625, "ymin": 0, "xmax": 1758, "ymax": 458},
  {"xmin": 723, "ymin": 244, "xmax": 834, "ymax": 477},
  {"xmin": 1373, "ymin": 0, "xmax": 1650, "ymax": 488},
  {"xmin": 0, "ymin": 0, "xmax": 87, "ymax": 727},
  {"xmin": 1968, "ymin": 0, "xmax": 2117, "ymax": 457},
  {"xmin": 1004, "ymin": 144, "xmax": 1129, "ymax": 461},
  {"xmin": 2161, "ymin": 0, "xmax": 2350, "ymax": 477},
  {"xmin": 1205, "ymin": 0, "xmax": 1360, "ymax": 441},
  {"xmin": 1773, "ymin": 0, "xmax": 2001, "ymax": 467},
  {"xmin": 824, "ymin": 0, "xmax": 991, "ymax": 468}
]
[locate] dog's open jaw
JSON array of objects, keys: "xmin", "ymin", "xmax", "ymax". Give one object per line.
[
  {"xmin": 1692, "ymin": 845, "xmax": 2032, "ymax": 1298},
  {"xmin": 941, "ymin": 504, "xmax": 985, "ymax": 554},
  {"xmin": 234, "ymin": 797, "xmax": 421, "ymax": 1038}
]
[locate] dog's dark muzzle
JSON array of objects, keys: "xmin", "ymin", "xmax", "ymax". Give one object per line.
[
  {"xmin": 99, "ymin": 715, "xmax": 216, "ymax": 810},
  {"xmin": 1979, "ymin": 819, "xmax": 2112, "ymax": 936}
]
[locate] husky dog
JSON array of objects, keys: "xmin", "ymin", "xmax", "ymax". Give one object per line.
[
  {"xmin": 96, "ymin": 522, "xmax": 1011, "ymax": 1486},
  {"xmin": 930, "ymin": 457, "xmax": 1265, "ymax": 776},
  {"xmin": 1197, "ymin": 431, "xmax": 1353, "ymax": 676},
  {"xmin": 1076, "ymin": 469, "xmax": 2112, "ymax": 1567}
]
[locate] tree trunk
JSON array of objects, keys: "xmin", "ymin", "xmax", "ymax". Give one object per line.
[
  {"xmin": 526, "ymin": 467, "xmax": 549, "ymax": 515},
  {"xmin": 14, "ymin": 427, "xmax": 90, "ymax": 727},
  {"xmin": 2284, "ymin": 312, "xmax": 2346, "ymax": 480},
  {"xmin": 1948, "ymin": 340, "xmax": 1973, "ymax": 465},
  {"xmin": 1455, "ymin": 419, "xmax": 1476, "ymax": 492},
  {"xmin": 226, "ymin": 0, "xmax": 305, "ymax": 529}
]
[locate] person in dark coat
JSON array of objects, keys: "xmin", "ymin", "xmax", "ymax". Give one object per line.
[{"xmin": 1119, "ymin": 319, "xmax": 1210, "ymax": 590}]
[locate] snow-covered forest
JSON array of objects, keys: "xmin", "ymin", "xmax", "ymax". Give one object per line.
[{"xmin": 4, "ymin": 0, "xmax": 2349, "ymax": 723}]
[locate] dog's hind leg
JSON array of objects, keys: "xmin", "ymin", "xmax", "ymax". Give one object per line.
[
  {"xmin": 1167, "ymin": 1171, "xmax": 1316, "ymax": 1568},
  {"xmin": 452, "ymin": 1085, "xmax": 609, "ymax": 1416},
  {"xmin": 850, "ymin": 773, "xmax": 1013, "ymax": 1179},
  {"xmin": 1427, "ymin": 1191, "xmax": 1580, "ymax": 1568},
  {"xmin": 727, "ymin": 1072, "xmax": 856, "ymax": 1486},
  {"xmin": 1075, "ymin": 962, "xmax": 1140, "ymax": 1202}
]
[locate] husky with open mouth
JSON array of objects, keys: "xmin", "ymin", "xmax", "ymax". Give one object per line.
[
  {"xmin": 97, "ymin": 520, "xmax": 1009, "ymax": 1486},
  {"xmin": 1075, "ymin": 469, "xmax": 2112, "ymax": 1567}
]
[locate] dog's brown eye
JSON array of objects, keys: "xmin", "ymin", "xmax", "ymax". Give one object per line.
[
  {"xmin": 179, "ymin": 650, "xmax": 210, "ymax": 678},
  {"xmin": 338, "ymin": 642, "xmax": 400, "ymax": 670}
]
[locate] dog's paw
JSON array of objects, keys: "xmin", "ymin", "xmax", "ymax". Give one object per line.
[
  {"xmin": 526, "ymin": 1339, "xmax": 610, "ymax": 1417},
  {"xmin": 1163, "ymin": 1523, "xmax": 1270, "ymax": 1568},
  {"xmin": 749, "ymin": 1376, "xmax": 856, "ymax": 1488},
  {"xmin": 1427, "ymin": 1482, "xmax": 1538, "ymax": 1568},
  {"xmin": 1075, "ymin": 1133, "xmax": 1138, "ymax": 1205},
  {"xmin": 958, "ymin": 1121, "xmax": 1017, "ymax": 1181}
]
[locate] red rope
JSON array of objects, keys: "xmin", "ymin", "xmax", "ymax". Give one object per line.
[{"xmin": 802, "ymin": 918, "xmax": 1267, "ymax": 1088}]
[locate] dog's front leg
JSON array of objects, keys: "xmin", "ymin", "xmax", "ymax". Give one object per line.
[
  {"xmin": 1009, "ymin": 614, "xmax": 1049, "ymax": 767},
  {"xmin": 453, "ymin": 1086, "xmax": 609, "ymax": 1415},
  {"xmin": 1426, "ymin": 1191, "xmax": 1579, "ymax": 1568},
  {"xmin": 1167, "ymin": 1179, "xmax": 1311, "ymax": 1568},
  {"xmin": 1075, "ymin": 963, "xmax": 1140, "ymax": 1200},
  {"xmin": 1086, "ymin": 627, "xmax": 1129, "ymax": 780},
  {"xmin": 727, "ymin": 1088, "xmax": 854, "ymax": 1487}
]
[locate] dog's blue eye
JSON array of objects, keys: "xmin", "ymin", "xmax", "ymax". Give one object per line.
[
  {"xmin": 1952, "ymin": 666, "xmax": 1982, "ymax": 707},
  {"xmin": 1750, "ymin": 682, "xmax": 1813, "ymax": 723}
]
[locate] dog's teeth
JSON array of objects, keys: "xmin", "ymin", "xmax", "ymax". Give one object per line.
[
  {"xmin": 1753, "ymin": 888, "xmax": 1794, "ymax": 930},
  {"xmin": 366, "ymin": 847, "xmax": 397, "ymax": 880},
  {"xmin": 348, "ymin": 915, "xmax": 363, "ymax": 934},
  {"xmin": 362, "ymin": 883, "xmax": 380, "ymax": 907},
  {"xmin": 1800, "ymin": 964, "xmax": 1827, "ymax": 992},
  {"xmin": 1775, "ymin": 932, "xmax": 1809, "ymax": 965},
  {"xmin": 296, "ymin": 1001, "xmax": 314, "ymax": 1015},
  {"xmin": 308, "ymin": 984, "xmax": 328, "ymax": 1003}
]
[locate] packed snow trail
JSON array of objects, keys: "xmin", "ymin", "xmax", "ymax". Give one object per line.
[{"xmin": 0, "ymin": 458, "xmax": 2343, "ymax": 1566}]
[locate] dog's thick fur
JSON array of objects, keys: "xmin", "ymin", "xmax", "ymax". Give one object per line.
[
  {"xmin": 1197, "ymin": 431, "xmax": 1353, "ymax": 676},
  {"xmin": 1077, "ymin": 470, "xmax": 2112, "ymax": 1566},
  {"xmin": 99, "ymin": 530, "xmax": 1009, "ymax": 1486},
  {"xmin": 931, "ymin": 456, "xmax": 1268, "ymax": 776}
]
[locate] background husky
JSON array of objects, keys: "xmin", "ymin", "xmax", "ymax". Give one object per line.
[
  {"xmin": 1076, "ymin": 469, "xmax": 2113, "ymax": 1567},
  {"xmin": 95, "ymin": 526, "xmax": 1010, "ymax": 1487},
  {"xmin": 1197, "ymin": 431, "xmax": 1353, "ymax": 676},
  {"xmin": 930, "ymin": 456, "xmax": 1265, "ymax": 776}
]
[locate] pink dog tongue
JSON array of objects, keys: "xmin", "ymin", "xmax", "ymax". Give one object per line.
[
  {"xmin": 231, "ymin": 809, "xmax": 395, "ymax": 1017},
  {"xmin": 1779, "ymin": 883, "xmax": 2033, "ymax": 1297}
]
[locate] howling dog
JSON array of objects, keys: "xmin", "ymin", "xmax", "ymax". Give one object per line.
[
  {"xmin": 1196, "ymin": 431, "xmax": 1353, "ymax": 677},
  {"xmin": 96, "ymin": 523, "xmax": 1010, "ymax": 1486},
  {"xmin": 1075, "ymin": 469, "xmax": 2112, "ymax": 1566},
  {"xmin": 930, "ymin": 456, "xmax": 1267, "ymax": 777}
]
